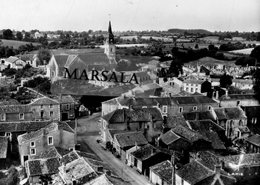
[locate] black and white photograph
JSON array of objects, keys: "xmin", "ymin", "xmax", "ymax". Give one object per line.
[{"xmin": 0, "ymin": 0, "xmax": 260, "ymax": 184}]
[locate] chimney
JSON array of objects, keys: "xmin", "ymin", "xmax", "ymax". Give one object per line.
[
  {"xmin": 225, "ymin": 88, "xmax": 228, "ymax": 97},
  {"xmin": 215, "ymin": 90, "xmax": 219, "ymax": 100}
]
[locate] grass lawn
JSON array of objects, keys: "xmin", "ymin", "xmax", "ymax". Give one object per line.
[{"xmin": 1, "ymin": 39, "xmax": 41, "ymax": 49}]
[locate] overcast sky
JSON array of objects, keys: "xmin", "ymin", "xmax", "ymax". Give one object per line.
[{"xmin": 1, "ymin": 0, "xmax": 259, "ymax": 32}]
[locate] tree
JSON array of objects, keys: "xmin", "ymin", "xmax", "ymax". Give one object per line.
[
  {"xmin": 253, "ymin": 68, "xmax": 260, "ymax": 102},
  {"xmin": 220, "ymin": 73, "xmax": 233, "ymax": 88},
  {"xmin": 3, "ymin": 29, "xmax": 14, "ymax": 40},
  {"xmin": 250, "ymin": 45, "xmax": 260, "ymax": 64},
  {"xmin": 16, "ymin": 31, "xmax": 23, "ymax": 40},
  {"xmin": 168, "ymin": 59, "xmax": 183, "ymax": 77},
  {"xmin": 37, "ymin": 48, "xmax": 51, "ymax": 65}
]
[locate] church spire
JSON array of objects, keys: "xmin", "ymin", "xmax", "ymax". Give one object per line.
[{"xmin": 108, "ymin": 21, "xmax": 114, "ymax": 44}]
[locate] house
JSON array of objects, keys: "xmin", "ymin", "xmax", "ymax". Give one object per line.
[
  {"xmin": 245, "ymin": 134, "xmax": 260, "ymax": 153},
  {"xmin": 17, "ymin": 121, "xmax": 75, "ymax": 165},
  {"xmin": 149, "ymin": 160, "xmax": 173, "ymax": 185},
  {"xmin": 0, "ymin": 136, "xmax": 8, "ymax": 169},
  {"xmin": 101, "ymin": 108, "xmax": 163, "ymax": 143},
  {"xmin": 241, "ymin": 106, "xmax": 260, "ymax": 125},
  {"xmin": 25, "ymin": 157, "xmax": 60, "ymax": 184},
  {"xmin": 223, "ymin": 153, "xmax": 260, "ymax": 177},
  {"xmin": 4, "ymin": 56, "xmax": 26, "ymax": 69},
  {"xmin": 55, "ymin": 95, "xmax": 78, "ymax": 120},
  {"xmin": 182, "ymin": 111, "xmax": 216, "ymax": 121},
  {"xmin": 213, "ymin": 107, "xmax": 250, "ymax": 140},
  {"xmin": 130, "ymin": 144, "xmax": 171, "ymax": 176},
  {"xmin": 0, "ymin": 104, "xmax": 32, "ymax": 122},
  {"xmin": 159, "ymin": 124, "xmax": 211, "ymax": 151},
  {"xmin": 30, "ymin": 96, "xmax": 60, "ymax": 121},
  {"xmin": 176, "ymin": 159, "xmax": 236, "ymax": 185},
  {"xmin": 113, "ymin": 131, "xmax": 148, "ymax": 161},
  {"xmin": 182, "ymin": 79, "xmax": 204, "ymax": 94}
]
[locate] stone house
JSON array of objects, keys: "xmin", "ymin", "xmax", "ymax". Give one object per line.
[
  {"xmin": 0, "ymin": 104, "xmax": 32, "ymax": 122},
  {"xmin": 55, "ymin": 95, "xmax": 78, "ymax": 121},
  {"xmin": 182, "ymin": 79, "xmax": 204, "ymax": 94},
  {"xmin": 113, "ymin": 131, "xmax": 148, "ymax": 162},
  {"xmin": 219, "ymin": 94, "xmax": 259, "ymax": 108},
  {"xmin": 0, "ymin": 136, "xmax": 9, "ymax": 169},
  {"xmin": 101, "ymin": 108, "xmax": 163, "ymax": 143},
  {"xmin": 17, "ymin": 121, "xmax": 75, "ymax": 165},
  {"xmin": 30, "ymin": 96, "xmax": 60, "ymax": 121},
  {"xmin": 213, "ymin": 107, "xmax": 250, "ymax": 140}
]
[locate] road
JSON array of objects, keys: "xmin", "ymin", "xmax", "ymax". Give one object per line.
[{"xmin": 77, "ymin": 113, "xmax": 151, "ymax": 185}]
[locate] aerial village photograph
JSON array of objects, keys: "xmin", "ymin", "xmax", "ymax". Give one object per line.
[{"xmin": 0, "ymin": 0, "xmax": 260, "ymax": 184}]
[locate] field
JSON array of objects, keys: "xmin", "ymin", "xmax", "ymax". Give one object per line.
[
  {"xmin": 0, "ymin": 39, "xmax": 41, "ymax": 49},
  {"xmin": 229, "ymin": 48, "xmax": 254, "ymax": 55}
]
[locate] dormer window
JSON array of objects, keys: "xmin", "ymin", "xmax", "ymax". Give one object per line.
[
  {"xmin": 19, "ymin": 113, "xmax": 24, "ymax": 120},
  {"xmin": 193, "ymin": 106, "xmax": 198, "ymax": 111}
]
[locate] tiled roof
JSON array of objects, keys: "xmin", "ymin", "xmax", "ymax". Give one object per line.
[
  {"xmin": 220, "ymin": 94, "xmax": 256, "ymax": 101},
  {"xmin": 62, "ymin": 157, "xmax": 97, "ymax": 183},
  {"xmin": 0, "ymin": 99, "xmax": 20, "ymax": 105},
  {"xmin": 76, "ymin": 151, "xmax": 102, "ymax": 162},
  {"xmin": 86, "ymin": 174, "xmax": 113, "ymax": 185},
  {"xmin": 32, "ymin": 146, "xmax": 61, "ymax": 159},
  {"xmin": 27, "ymin": 157, "xmax": 60, "ymax": 176},
  {"xmin": 52, "ymin": 55, "xmax": 69, "ymax": 76},
  {"xmin": 55, "ymin": 95, "xmax": 77, "ymax": 104},
  {"xmin": 176, "ymin": 160, "xmax": 214, "ymax": 185},
  {"xmin": 183, "ymin": 111, "xmax": 216, "ymax": 121},
  {"xmin": 0, "ymin": 121, "xmax": 52, "ymax": 133},
  {"xmin": 58, "ymin": 121, "xmax": 75, "ymax": 133},
  {"xmin": 114, "ymin": 131, "xmax": 148, "ymax": 148},
  {"xmin": 6, "ymin": 56, "xmax": 20, "ymax": 63},
  {"xmin": 103, "ymin": 108, "xmax": 162, "ymax": 124},
  {"xmin": 171, "ymin": 125, "xmax": 206, "ymax": 143},
  {"xmin": 131, "ymin": 144, "xmax": 160, "ymax": 161},
  {"xmin": 183, "ymin": 79, "xmax": 204, "ymax": 84},
  {"xmin": 61, "ymin": 150, "xmax": 80, "ymax": 165},
  {"xmin": 172, "ymin": 95, "xmax": 217, "ymax": 105},
  {"xmin": 214, "ymin": 107, "xmax": 246, "ymax": 120},
  {"xmin": 165, "ymin": 115, "xmax": 189, "ymax": 128},
  {"xmin": 223, "ymin": 153, "xmax": 260, "ymax": 167},
  {"xmin": 30, "ymin": 96, "xmax": 59, "ymax": 105},
  {"xmin": 245, "ymin": 134, "xmax": 260, "ymax": 147},
  {"xmin": 118, "ymin": 97, "xmax": 173, "ymax": 107},
  {"xmin": 160, "ymin": 130, "xmax": 181, "ymax": 145},
  {"xmin": 150, "ymin": 160, "xmax": 172, "ymax": 184},
  {"xmin": 0, "ymin": 136, "xmax": 8, "ymax": 158},
  {"xmin": 199, "ymin": 173, "xmax": 236, "ymax": 185},
  {"xmin": 188, "ymin": 120, "xmax": 225, "ymax": 150},
  {"xmin": 196, "ymin": 151, "xmax": 222, "ymax": 171},
  {"xmin": 242, "ymin": 106, "xmax": 260, "ymax": 118},
  {"xmin": 107, "ymin": 129, "xmax": 130, "ymax": 138},
  {"xmin": 18, "ymin": 122, "xmax": 58, "ymax": 143},
  {"xmin": 0, "ymin": 104, "xmax": 31, "ymax": 114}
]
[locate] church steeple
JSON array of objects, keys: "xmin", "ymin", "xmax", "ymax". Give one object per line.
[{"xmin": 108, "ymin": 21, "xmax": 115, "ymax": 44}]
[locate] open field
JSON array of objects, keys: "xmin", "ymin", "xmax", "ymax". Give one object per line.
[
  {"xmin": 0, "ymin": 39, "xmax": 41, "ymax": 49},
  {"xmin": 229, "ymin": 48, "xmax": 254, "ymax": 55}
]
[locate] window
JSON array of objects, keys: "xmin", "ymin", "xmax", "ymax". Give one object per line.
[
  {"xmin": 41, "ymin": 104, "xmax": 43, "ymax": 109},
  {"xmin": 193, "ymin": 106, "xmax": 198, "ymax": 111},
  {"xmin": 179, "ymin": 107, "xmax": 183, "ymax": 113},
  {"xmin": 50, "ymin": 111, "xmax": 53, "ymax": 117},
  {"xmin": 48, "ymin": 136, "xmax": 53, "ymax": 145},
  {"xmin": 30, "ymin": 148, "xmax": 36, "ymax": 155},
  {"xmin": 5, "ymin": 132, "xmax": 11, "ymax": 137},
  {"xmin": 162, "ymin": 106, "xmax": 167, "ymax": 113},
  {"xmin": 190, "ymin": 88, "xmax": 194, "ymax": 93},
  {"xmin": 19, "ymin": 113, "xmax": 24, "ymax": 120},
  {"xmin": 40, "ymin": 111, "xmax": 44, "ymax": 118},
  {"xmin": 0, "ymin": 113, "xmax": 6, "ymax": 121},
  {"xmin": 50, "ymin": 104, "xmax": 53, "ymax": 109},
  {"xmin": 208, "ymin": 106, "xmax": 212, "ymax": 111},
  {"xmin": 30, "ymin": 141, "xmax": 35, "ymax": 147},
  {"xmin": 66, "ymin": 104, "xmax": 70, "ymax": 110}
]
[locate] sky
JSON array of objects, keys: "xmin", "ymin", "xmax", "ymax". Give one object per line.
[{"xmin": 0, "ymin": 0, "xmax": 259, "ymax": 32}]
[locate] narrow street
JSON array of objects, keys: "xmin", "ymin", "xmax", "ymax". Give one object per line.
[{"xmin": 76, "ymin": 113, "xmax": 151, "ymax": 185}]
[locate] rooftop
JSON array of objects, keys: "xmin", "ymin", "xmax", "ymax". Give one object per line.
[
  {"xmin": 30, "ymin": 96, "xmax": 59, "ymax": 105},
  {"xmin": 245, "ymin": 134, "xmax": 260, "ymax": 147},
  {"xmin": 160, "ymin": 130, "xmax": 181, "ymax": 145},
  {"xmin": 150, "ymin": 160, "xmax": 172, "ymax": 184},
  {"xmin": 131, "ymin": 144, "xmax": 160, "ymax": 161},
  {"xmin": 114, "ymin": 131, "xmax": 148, "ymax": 148},
  {"xmin": 183, "ymin": 111, "xmax": 215, "ymax": 121},
  {"xmin": 214, "ymin": 107, "xmax": 246, "ymax": 120}
]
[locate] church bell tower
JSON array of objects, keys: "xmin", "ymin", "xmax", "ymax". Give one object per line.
[{"xmin": 104, "ymin": 21, "xmax": 116, "ymax": 63}]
